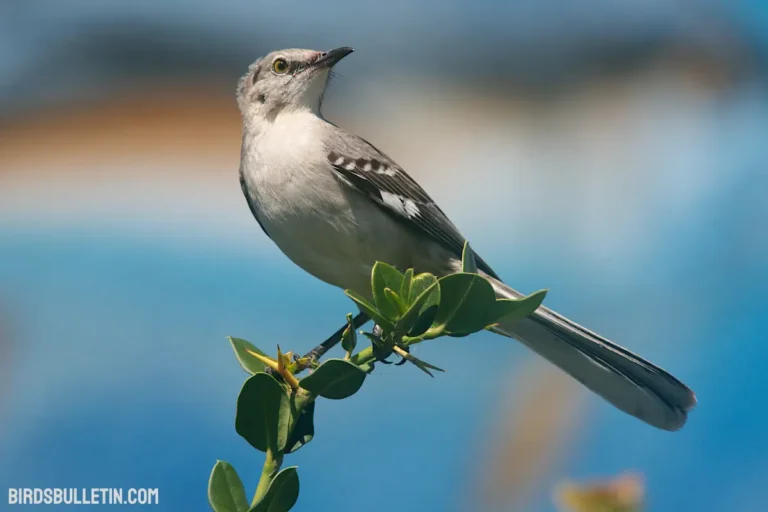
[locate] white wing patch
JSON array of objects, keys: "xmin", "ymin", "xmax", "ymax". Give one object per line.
[
  {"xmin": 403, "ymin": 198, "xmax": 420, "ymax": 217},
  {"xmin": 377, "ymin": 167, "xmax": 398, "ymax": 177},
  {"xmin": 328, "ymin": 152, "xmax": 401, "ymax": 178},
  {"xmin": 380, "ymin": 191, "xmax": 420, "ymax": 218},
  {"xmin": 380, "ymin": 191, "xmax": 407, "ymax": 215}
]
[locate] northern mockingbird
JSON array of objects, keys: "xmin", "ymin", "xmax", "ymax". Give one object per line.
[{"xmin": 236, "ymin": 47, "xmax": 696, "ymax": 431}]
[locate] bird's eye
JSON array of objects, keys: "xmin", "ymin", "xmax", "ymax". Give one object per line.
[{"xmin": 272, "ymin": 58, "xmax": 289, "ymax": 74}]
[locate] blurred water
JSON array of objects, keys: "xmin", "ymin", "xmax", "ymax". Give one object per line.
[{"xmin": 1, "ymin": 152, "xmax": 766, "ymax": 511}]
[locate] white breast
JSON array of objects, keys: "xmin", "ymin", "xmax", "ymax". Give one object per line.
[{"xmin": 240, "ymin": 111, "xmax": 413, "ymax": 294}]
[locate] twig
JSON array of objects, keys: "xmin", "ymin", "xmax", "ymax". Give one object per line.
[{"xmin": 252, "ymin": 449, "xmax": 283, "ymax": 506}]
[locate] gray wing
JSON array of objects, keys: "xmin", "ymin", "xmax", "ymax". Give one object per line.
[{"xmin": 325, "ymin": 133, "xmax": 500, "ymax": 280}]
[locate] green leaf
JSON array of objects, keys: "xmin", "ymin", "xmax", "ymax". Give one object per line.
[
  {"xmin": 384, "ymin": 288, "xmax": 406, "ymax": 315},
  {"xmin": 229, "ymin": 337, "xmax": 268, "ymax": 375},
  {"xmin": 490, "ymin": 289, "xmax": 548, "ymax": 324},
  {"xmin": 395, "ymin": 281, "xmax": 439, "ymax": 334},
  {"xmin": 461, "ymin": 241, "xmax": 478, "ymax": 274},
  {"xmin": 235, "ymin": 373, "xmax": 292, "ymax": 453},
  {"xmin": 340, "ymin": 314, "xmax": 357, "ymax": 354},
  {"xmin": 358, "ymin": 361, "xmax": 375, "ymax": 373},
  {"xmin": 250, "ymin": 467, "xmax": 299, "ymax": 512},
  {"xmin": 371, "ymin": 262, "xmax": 405, "ymax": 320},
  {"xmin": 408, "ymin": 305, "xmax": 439, "ymax": 337},
  {"xmin": 400, "ymin": 268, "xmax": 414, "ymax": 303},
  {"xmin": 208, "ymin": 461, "xmax": 249, "ymax": 512},
  {"xmin": 434, "ymin": 273, "xmax": 497, "ymax": 335},
  {"xmin": 299, "ymin": 359, "xmax": 367, "ymax": 400},
  {"xmin": 408, "ymin": 273, "xmax": 439, "ymax": 306},
  {"xmin": 284, "ymin": 401, "xmax": 315, "ymax": 454},
  {"xmin": 344, "ymin": 290, "xmax": 394, "ymax": 332}
]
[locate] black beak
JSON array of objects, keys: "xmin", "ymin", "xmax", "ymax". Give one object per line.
[{"xmin": 314, "ymin": 47, "xmax": 354, "ymax": 68}]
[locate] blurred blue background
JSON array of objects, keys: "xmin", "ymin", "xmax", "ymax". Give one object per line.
[{"xmin": 1, "ymin": 1, "xmax": 767, "ymax": 510}]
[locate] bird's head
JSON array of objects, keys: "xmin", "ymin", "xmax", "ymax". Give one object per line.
[{"xmin": 237, "ymin": 47, "xmax": 354, "ymax": 121}]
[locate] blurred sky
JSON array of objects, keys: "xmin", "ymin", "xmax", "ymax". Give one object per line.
[{"xmin": 1, "ymin": 1, "xmax": 767, "ymax": 511}]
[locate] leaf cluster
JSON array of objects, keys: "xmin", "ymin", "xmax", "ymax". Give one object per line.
[{"xmin": 208, "ymin": 243, "xmax": 546, "ymax": 511}]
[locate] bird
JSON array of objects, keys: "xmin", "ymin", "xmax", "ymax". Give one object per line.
[{"xmin": 236, "ymin": 47, "xmax": 696, "ymax": 431}]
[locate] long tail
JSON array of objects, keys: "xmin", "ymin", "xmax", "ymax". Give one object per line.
[{"xmin": 488, "ymin": 277, "xmax": 696, "ymax": 431}]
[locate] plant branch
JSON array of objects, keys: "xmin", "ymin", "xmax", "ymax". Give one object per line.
[
  {"xmin": 402, "ymin": 325, "xmax": 445, "ymax": 345},
  {"xmin": 349, "ymin": 345, "xmax": 375, "ymax": 367},
  {"xmin": 252, "ymin": 449, "xmax": 284, "ymax": 507}
]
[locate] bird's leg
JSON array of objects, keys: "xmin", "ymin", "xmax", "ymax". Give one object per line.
[{"xmin": 302, "ymin": 312, "xmax": 370, "ymax": 364}]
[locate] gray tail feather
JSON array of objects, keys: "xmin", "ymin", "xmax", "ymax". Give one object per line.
[{"xmin": 488, "ymin": 277, "xmax": 696, "ymax": 431}]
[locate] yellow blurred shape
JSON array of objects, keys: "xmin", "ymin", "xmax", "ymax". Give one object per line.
[
  {"xmin": 0, "ymin": 86, "xmax": 240, "ymax": 174},
  {"xmin": 470, "ymin": 361, "xmax": 588, "ymax": 510},
  {"xmin": 555, "ymin": 472, "xmax": 644, "ymax": 512}
]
